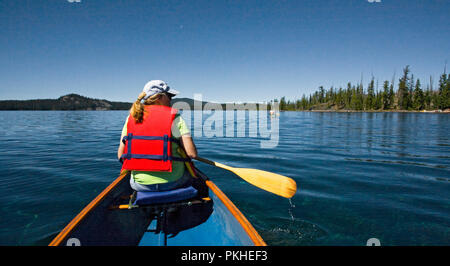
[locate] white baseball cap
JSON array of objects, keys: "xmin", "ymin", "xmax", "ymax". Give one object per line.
[{"xmin": 142, "ymin": 80, "xmax": 179, "ymax": 100}]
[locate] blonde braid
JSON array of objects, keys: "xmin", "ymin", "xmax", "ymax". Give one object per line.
[
  {"xmin": 129, "ymin": 92, "xmax": 164, "ymax": 123},
  {"xmin": 130, "ymin": 92, "xmax": 147, "ymax": 123}
]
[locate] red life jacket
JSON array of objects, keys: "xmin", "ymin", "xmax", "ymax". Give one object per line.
[{"xmin": 121, "ymin": 105, "xmax": 190, "ymax": 172}]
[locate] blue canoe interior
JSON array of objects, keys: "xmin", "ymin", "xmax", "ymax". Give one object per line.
[{"xmin": 49, "ymin": 167, "xmax": 266, "ymax": 246}]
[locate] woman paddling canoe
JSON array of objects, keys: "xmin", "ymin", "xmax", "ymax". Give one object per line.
[
  {"xmin": 49, "ymin": 80, "xmax": 294, "ymax": 246},
  {"xmin": 117, "ymin": 80, "xmax": 198, "ymax": 192}
]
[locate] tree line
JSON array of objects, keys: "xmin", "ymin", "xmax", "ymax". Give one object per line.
[{"xmin": 274, "ymin": 66, "xmax": 450, "ymax": 111}]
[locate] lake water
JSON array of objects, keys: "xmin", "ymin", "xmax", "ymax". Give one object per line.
[{"xmin": 0, "ymin": 111, "xmax": 448, "ymax": 245}]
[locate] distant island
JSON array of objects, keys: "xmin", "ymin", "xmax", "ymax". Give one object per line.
[
  {"xmin": 0, "ymin": 94, "xmax": 131, "ymax": 111},
  {"xmin": 0, "ymin": 93, "xmax": 271, "ymax": 111},
  {"xmin": 0, "ymin": 94, "xmax": 208, "ymax": 111}
]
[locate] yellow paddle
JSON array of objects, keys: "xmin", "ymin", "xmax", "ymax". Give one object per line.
[{"xmin": 195, "ymin": 157, "xmax": 297, "ymax": 198}]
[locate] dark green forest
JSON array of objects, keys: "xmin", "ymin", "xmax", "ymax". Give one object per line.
[{"xmin": 274, "ymin": 66, "xmax": 450, "ymax": 112}]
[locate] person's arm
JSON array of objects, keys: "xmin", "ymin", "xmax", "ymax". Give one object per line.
[
  {"xmin": 180, "ymin": 135, "xmax": 198, "ymax": 159},
  {"xmin": 117, "ymin": 141, "xmax": 125, "ymax": 161},
  {"xmin": 173, "ymin": 114, "xmax": 197, "ymax": 159},
  {"xmin": 118, "ymin": 116, "xmax": 128, "ymax": 161}
]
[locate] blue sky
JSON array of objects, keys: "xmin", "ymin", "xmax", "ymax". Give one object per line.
[{"xmin": 0, "ymin": 0, "xmax": 449, "ymax": 103}]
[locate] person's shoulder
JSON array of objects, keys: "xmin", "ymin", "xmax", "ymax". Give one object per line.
[{"xmin": 173, "ymin": 113, "xmax": 185, "ymax": 121}]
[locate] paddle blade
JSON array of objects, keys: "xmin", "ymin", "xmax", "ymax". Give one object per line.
[{"xmin": 232, "ymin": 168, "xmax": 297, "ymax": 198}]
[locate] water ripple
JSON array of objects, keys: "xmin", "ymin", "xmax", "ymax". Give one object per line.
[{"xmin": 0, "ymin": 111, "xmax": 449, "ymax": 245}]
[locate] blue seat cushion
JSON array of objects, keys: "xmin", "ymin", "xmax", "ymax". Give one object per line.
[{"xmin": 134, "ymin": 186, "xmax": 198, "ymax": 205}]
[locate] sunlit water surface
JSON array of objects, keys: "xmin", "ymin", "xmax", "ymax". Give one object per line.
[{"xmin": 0, "ymin": 111, "xmax": 448, "ymax": 245}]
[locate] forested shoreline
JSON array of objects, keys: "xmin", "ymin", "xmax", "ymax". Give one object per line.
[
  {"xmin": 274, "ymin": 66, "xmax": 450, "ymax": 112},
  {"xmin": 1, "ymin": 65, "xmax": 449, "ymax": 112}
]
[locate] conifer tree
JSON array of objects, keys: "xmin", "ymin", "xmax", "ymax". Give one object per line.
[
  {"xmin": 279, "ymin": 97, "xmax": 286, "ymax": 111},
  {"xmin": 375, "ymin": 90, "xmax": 382, "ymax": 110},
  {"xmin": 424, "ymin": 86, "xmax": 432, "ymax": 110},
  {"xmin": 346, "ymin": 82, "xmax": 352, "ymax": 108},
  {"xmin": 382, "ymin": 80, "xmax": 390, "ymax": 109},
  {"xmin": 438, "ymin": 73, "xmax": 449, "ymax": 109},
  {"xmin": 388, "ymin": 82, "xmax": 395, "ymax": 109},
  {"xmin": 398, "ymin": 66, "xmax": 410, "ymax": 110},
  {"xmin": 413, "ymin": 79, "xmax": 424, "ymax": 110},
  {"xmin": 366, "ymin": 78, "xmax": 375, "ymax": 110}
]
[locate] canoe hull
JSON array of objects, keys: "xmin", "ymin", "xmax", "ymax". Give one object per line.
[{"xmin": 49, "ymin": 169, "xmax": 265, "ymax": 246}]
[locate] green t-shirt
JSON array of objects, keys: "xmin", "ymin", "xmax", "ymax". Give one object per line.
[{"xmin": 121, "ymin": 113, "xmax": 191, "ymax": 185}]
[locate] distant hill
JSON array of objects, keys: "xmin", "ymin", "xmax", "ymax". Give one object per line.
[
  {"xmin": 0, "ymin": 93, "xmax": 222, "ymax": 111},
  {"xmin": 0, "ymin": 93, "xmax": 273, "ymax": 111},
  {"xmin": 0, "ymin": 94, "xmax": 132, "ymax": 110}
]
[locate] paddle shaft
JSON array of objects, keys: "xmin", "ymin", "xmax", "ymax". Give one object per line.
[
  {"xmin": 195, "ymin": 157, "xmax": 297, "ymax": 198},
  {"xmin": 195, "ymin": 157, "xmax": 233, "ymax": 171}
]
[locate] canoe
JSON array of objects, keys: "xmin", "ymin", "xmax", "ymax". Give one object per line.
[{"xmin": 49, "ymin": 167, "xmax": 266, "ymax": 246}]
